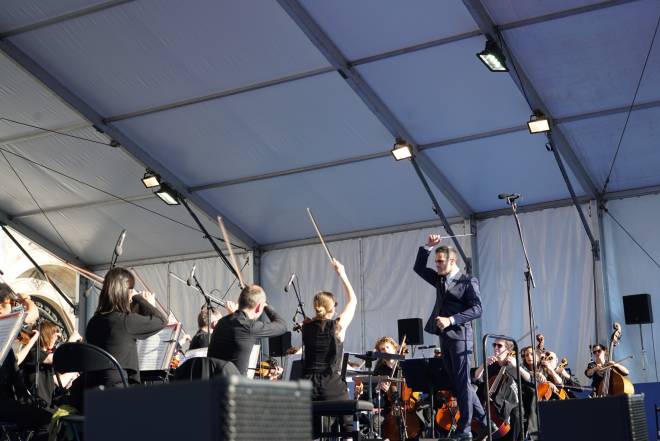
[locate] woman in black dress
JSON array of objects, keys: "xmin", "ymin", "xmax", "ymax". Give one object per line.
[
  {"xmin": 301, "ymin": 258, "xmax": 357, "ymax": 438},
  {"xmin": 85, "ymin": 267, "xmax": 167, "ymax": 388}
]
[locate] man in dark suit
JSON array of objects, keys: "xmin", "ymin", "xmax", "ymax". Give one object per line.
[{"xmin": 414, "ymin": 235, "xmax": 486, "ymax": 440}]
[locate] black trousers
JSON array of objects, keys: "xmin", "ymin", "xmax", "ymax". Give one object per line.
[{"xmin": 440, "ymin": 337, "xmax": 486, "ymax": 435}]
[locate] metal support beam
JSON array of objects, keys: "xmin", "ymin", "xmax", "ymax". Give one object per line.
[
  {"xmin": 462, "ymin": 0, "xmax": 599, "ymax": 198},
  {"xmin": 591, "ymin": 200, "xmax": 610, "ymax": 345},
  {"xmin": 0, "ymin": 39, "xmax": 257, "ymax": 249},
  {"xmin": 278, "ymin": 0, "xmax": 473, "ymax": 216},
  {"xmin": 0, "ymin": 208, "xmax": 86, "ymax": 268}
]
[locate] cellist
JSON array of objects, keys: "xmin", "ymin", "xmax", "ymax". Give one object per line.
[{"xmin": 585, "ymin": 343, "xmax": 629, "ymax": 395}]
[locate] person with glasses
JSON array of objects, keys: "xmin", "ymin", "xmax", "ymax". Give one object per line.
[
  {"xmin": 414, "ymin": 235, "xmax": 486, "ymax": 440},
  {"xmin": 585, "ymin": 344, "xmax": 629, "ymax": 395},
  {"xmin": 473, "ymin": 338, "xmax": 522, "ymax": 441},
  {"xmin": 301, "ymin": 258, "xmax": 357, "ymax": 439}
]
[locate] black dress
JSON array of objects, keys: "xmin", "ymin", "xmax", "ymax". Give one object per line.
[
  {"xmin": 302, "ymin": 318, "xmax": 351, "ymax": 435},
  {"xmin": 21, "ymin": 345, "xmax": 56, "ymax": 408}
]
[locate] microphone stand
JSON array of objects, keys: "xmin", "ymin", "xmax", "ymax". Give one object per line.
[
  {"xmin": 191, "ymin": 273, "xmax": 213, "ymax": 345},
  {"xmin": 504, "ymin": 195, "xmax": 542, "ymax": 436},
  {"xmin": 290, "ymin": 279, "xmax": 307, "ymax": 330}
]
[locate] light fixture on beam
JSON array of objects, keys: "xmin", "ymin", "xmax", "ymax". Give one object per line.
[
  {"xmin": 141, "ymin": 169, "xmax": 161, "ymax": 188},
  {"xmin": 155, "ymin": 183, "xmax": 180, "ymax": 205},
  {"xmin": 391, "ymin": 139, "xmax": 413, "ymax": 161},
  {"xmin": 477, "ymin": 40, "xmax": 509, "ymax": 72},
  {"xmin": 527, "ymin": 111, "xmax": 551, "ymax": 134}
]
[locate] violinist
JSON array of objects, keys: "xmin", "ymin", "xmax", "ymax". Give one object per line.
[
  {"xmin": 473, "ymin": 338, "xmax": 522, "ymax": 441},
  {"xmin": 585, "ymin": 343, "xmax": 629, "ymax": 394}
]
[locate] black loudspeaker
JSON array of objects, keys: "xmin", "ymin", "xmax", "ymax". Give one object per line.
[
  {"xmin": 539, "ymin": 394, "xmax": 648, "ymax": 441},
  {"xmin": 86, "ymin": 376, "xmax": 312, "ymax": 441},
  {"xmin": 623, "ymin": 293, "xmax": 653, "ymax": 325},
  {"xmin": 269, "ymin": 331, "xmax": 291, "ymax": 357},
  {"xmin": 398, "ymin": 318, "xmax": 424, "ymax": 345}
]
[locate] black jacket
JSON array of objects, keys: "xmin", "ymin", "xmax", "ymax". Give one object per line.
[{"xmin": 413, "ymin": 247, "xmax": 482, "ymax": 340}]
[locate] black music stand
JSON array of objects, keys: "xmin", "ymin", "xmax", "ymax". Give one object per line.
[{"xmin": 401, "ymin": 357, "xmax": 452, "ymax": 438}]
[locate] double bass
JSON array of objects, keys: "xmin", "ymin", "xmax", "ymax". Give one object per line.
[{"xmin": 597, "ymin": 322, "xmax": 634, "ymax": 396}]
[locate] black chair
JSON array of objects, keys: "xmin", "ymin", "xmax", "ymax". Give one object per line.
[
  {"xmin": 312, "ymin": 400, "xmax": 374, "ymax": 440},
  {"xmin": 173, "ymin": 357, "xmax": 240, "ymax": 381},
  {"xmin": 52, "ymin": 342, "xmax": 129, "ymax": 441}
]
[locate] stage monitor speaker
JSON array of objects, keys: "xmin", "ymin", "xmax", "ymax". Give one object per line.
[
  {"xmin": 398, "ymin": 318, "xmax": 424, "ymax": 346},
  {"xmin": 86, "ymin": 376, "xmax": 312, "ymax": 441},
  {"xmin": 623, "ymin": 293, "xmax": 653, "ymax": 325},
  {"xmin": 539, "ymin": 394, "xmax": 647, "ymax": 441},
  {"xmin": 269, "ymin": 331, "xmax": 292, "ymax": 357}
]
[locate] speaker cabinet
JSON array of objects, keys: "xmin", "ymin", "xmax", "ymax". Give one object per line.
[
  {"xmin": 539, "ymin": 394, "xmax": 648, "ymax": 441},
  {"xmin": 623, "ymin": 294, "xmax": 653, "ymax": 325},
  {"xmin": 269, "ymin": 331, "xmax": 292, "ymax": 357},
  {"xmin": 398, "ymin": 318, "xmax": 424, "ymax": 345},
  {"xmin": 86, "ymin": 376, "xmax": 312, "ymax": 441}
]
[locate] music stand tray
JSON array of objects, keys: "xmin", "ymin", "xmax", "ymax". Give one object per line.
[{"xmin": 400, "ymin": 358, "xmax": 452, "ymax": 393}]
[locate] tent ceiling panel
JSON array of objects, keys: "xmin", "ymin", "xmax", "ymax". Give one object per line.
[
  {"xmin": 197, "ymin": 156, "xmax": 458, "ymax": 245},
  {"xmin": 0, "ymin": 0, "xmax": 107, "ymax": 31},
  {"xmin": 113, "ymin": 72, "xmax": 393, "ymax": 186},
  {"xmin": 0, "ymin": 126, "xmax": 145, "ymax": 214},
  {"xmin": 425, "ymin": 130, "xmax": 585, "ymax": 212},
  {"xmin": 7, "ymin": 0, "xmax": 330, "ymax": 116},
  {"xmin": 299, "ymin": 0, "xmax": 479, "ymax": 60},
  {"xmin": 0, "ymin": 53, "xmax": 84, "ymax": 140},
  {"xmin": 560, "ymin": 106, "xmax": 660, "ymax": 192},
  {"xmin": 356, "ymin": 36, "xmax": 532, "ymax": 144},
  {"xmin": 482, "ymin": 0, "xmax": 612, "ymax": 25},
  {"xmin": 501, "ymin": 0, "xmax": 660, "ymax": 118},
  {"xmin": 17, "ymin": 195, "xmax": 234, "ymax": 265}
]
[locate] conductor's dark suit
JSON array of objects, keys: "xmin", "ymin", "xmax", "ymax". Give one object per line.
[{"xmin": 414, "ymin": 246, "xmax": 486, "ymax": 435}]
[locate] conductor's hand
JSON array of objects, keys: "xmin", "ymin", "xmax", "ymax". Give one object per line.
[
  {"xmin": 426, "ymin": 234, "xmax": 442, "ymax": 248},
  {"xmin": 332, "ymin": 258, "xmax": 347, "ymax": 278},
  {"xmin": 435, "ymin": 316, "xmax": 451, "ymax": 331}
]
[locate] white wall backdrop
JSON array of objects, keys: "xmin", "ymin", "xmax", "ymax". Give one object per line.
[
  {"xmin": 602, "ymin": 193, "xmax": 660, "ymax": 384},
  {"xmin": 478, "ymin": 205, "xmax": 597, "ymax": 384}
]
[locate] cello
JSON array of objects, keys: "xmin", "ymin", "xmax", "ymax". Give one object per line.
[{"xmin": 597, "ymin": 322, "xmax": 635, "ymax": 396}]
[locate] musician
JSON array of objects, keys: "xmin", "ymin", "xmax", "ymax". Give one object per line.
[
  {"xmin": 414, "ymin": 237, "xmax": 486, "ymax": 439},
  {"xmin": 301, "ymin": 258, "xmax": 357, "ymax": 438},
  {"xmin": 585, "ymin": 343, "xmax": 629, "ymax": 393},
  {"xmin": 355, "ymin": 337, "xmax": 399, "ymax": 407},
  {"xmin": 473, "ymin": 338, "xmax": 522, "ymax": 441},
  {"xmin": 85, "ymin": 267, "xmax": 168, "ymax": 388},
  {"xmin": 207, "ymin": 284, "xmax": 286, "ymax": 375},
  {"xmin": 188, "ymin": 303, "xmax": 237, "ymax": 350}
]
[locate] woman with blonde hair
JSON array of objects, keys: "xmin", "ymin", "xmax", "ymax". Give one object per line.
[{"xmin": 301, "ymin": 258, "xmax": 357, "ymax": 438}]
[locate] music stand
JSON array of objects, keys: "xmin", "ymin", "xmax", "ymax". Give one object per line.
[{"xmin": 401, "ymin": 357, "xmax": 452, "ymax": 437}]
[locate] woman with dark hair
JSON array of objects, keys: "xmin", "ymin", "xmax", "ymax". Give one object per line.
[
  {"xmin": 301, "ymin": 258, "xmax": 357, "ymax": 438},
  {"xmin": 585, "ymin": 343, "xmax": 629, "ymax": 395},
  {"xmin": 85, "ymin": 267, "xmax": 167, "ymax": 388}
]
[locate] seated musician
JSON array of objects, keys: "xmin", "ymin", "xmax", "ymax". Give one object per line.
[
  {"xmin": 539, "ymin": 351, "xmax": 564, "ymax": 392},
  {"xmin": 473, "ymin": 338, "xmax": 522, "ymax": 441},
  {"xmin": 85, "ymin": 268, "xmax": 168, "ymax": 388},
  {"xmin": 585, "ymin": 343, "xmax": 629, "ymax": 395},
  {"xmin": 188, "ymin": 301, "xmax": 237, "ymax": 350}
]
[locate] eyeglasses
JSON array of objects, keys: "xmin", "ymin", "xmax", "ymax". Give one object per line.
[
  {"xmin": 492, "ymin": 343, "xmax": 505, "ymax": 349},
  {"xmin": 592, "ymin": 349, "xmax": 602, "ymax": 355}
]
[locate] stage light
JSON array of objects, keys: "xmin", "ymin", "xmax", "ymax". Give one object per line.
[
  {"xmin": 528, "ymin": 112, "xmax": 551, "ymax": 134},
  {"xmin": 155, "ymin": 183, "xmax": 180, "ymax": 205},
  {"xmin": 141, "ymin": 170, "xmax": 161, "ymax": 188},
  {"xmin": 477, "ymin": 40, "xmax": 508, "ymax": 72},
  {"xmin": 391, "ymin": 139, "xmax": 413, "ymax": 161}
]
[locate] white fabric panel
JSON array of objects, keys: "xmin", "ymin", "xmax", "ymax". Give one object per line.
[
  {"xmin": 91, "ymin": 253, "xmax": 252, "ymax": 338},
  {"xmin": 361, "ymin": 225, "xmax": 462, "ymax": 351},
  {"xmin": 261, "ymin": 240, "xmax": 362, "ymax": 353},
  {"xmin": 602, "ymin": 194, "xmax": 660, "ymax": 383},
  {"xmin": 478, "ymin": 205, "xmax": 596, "ymax": 384}
]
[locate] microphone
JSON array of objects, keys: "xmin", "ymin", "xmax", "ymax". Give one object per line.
[
  {"xmin": 498, "ymin": 193, "xmax": 521, "ymax": 201},
  {"xmin": 284, "ymin": 273, "xmax": 296, "ymax": 292},
  {"xmin": 114, "ymin": 230, "xmax": 127, "ymax": 257},
  {"xmin": 187, "ymin": 264, "xmax": 197, "ymax": 287}
]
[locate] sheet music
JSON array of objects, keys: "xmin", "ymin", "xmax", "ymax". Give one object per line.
[
  {"xmin": 181, "ymin": 347, "xmax": 207, "ymax": 364},
  {"xmin": 0, "ymin": 311, "xmax": 26, "ymax": 365},
  {"xmin": 137, "ymin": 323, "xmax": 180, "ymax": 371},
  {"xmin": 246, "ymin": 344, "xmax": 261, "ymax": 379}
]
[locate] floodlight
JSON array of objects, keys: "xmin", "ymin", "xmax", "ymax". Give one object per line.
[
  {"xmin": 155, "ymin": 183, "xmax": 180, "ymax": 205},
  {"xmin": 528, "ymin": 112, "xmax": 551, "ymax": 134},
  {"xmin": 141, "ymin": 170, "xmax": 161, "ymax": 188},
  {"xmin": 477, "ymin": 40, "xmax": 509, "ymax": 72},
  {"xmin": 391, "ymin": 139, "xmax": 413, "ymax": 161}
]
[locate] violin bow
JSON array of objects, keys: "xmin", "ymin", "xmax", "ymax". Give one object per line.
[
  {"xmin": 306, "ymin": 208, "xmax": 333, "ymax": 263},
  {"xmin": 217, "ymin": 216, "xmax": 246, "ymax": 289}
]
